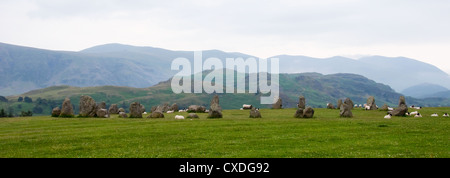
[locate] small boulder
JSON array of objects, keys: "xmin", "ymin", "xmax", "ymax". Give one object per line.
[
  {"xmin": 119, "ymin": 112, "xmax": 128, "ymax": 118},
  {"xmin": 108, "ymin": 104, "xmax": 119, "ymax": 114},
  {"xmin": 294, "ymin": 108, "xmax": 304, "ymax": 118},
  {"xmin": 148, "ymin": 112, "xmax": 164, "ymax": 118},
  {"xmin": 51, "ymin": 107, "xmax": 61, "ymax": 117},
  {"xmin": 303, "ymin": 107, "xmax": 315, "ymax": 118},
  {"xmin": 187, "ymin": 113, "xmax": 199, "ymax": 118},
  {"xmin": 96, "ymin": 109, "xmax": 109, "ymax": 118},
  {"xmin": 249, "ymin": 108, "xmax": 262, "ymax": 118},
  {"xmin": 170, "ymin": 103, "xmax": 179, "ymax": 112}
]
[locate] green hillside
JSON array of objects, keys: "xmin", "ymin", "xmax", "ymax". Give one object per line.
[{"xmin": 2, "ymin": 72, "xmax": 449, "ymax": 116}]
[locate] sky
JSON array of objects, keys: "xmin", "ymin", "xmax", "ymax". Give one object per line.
[{"xmin": 1, "ymin": 0, "xmax": 450, "ymax": 74}]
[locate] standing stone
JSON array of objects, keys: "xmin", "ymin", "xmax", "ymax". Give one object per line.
[
  {"xmin": 51, "ymin": 107, "xmax": 61, "ymax": 117},
  {"xmin": 390, "ymin": 96, "xmax": 408, "ymax": 116},
  {"xmin": 59, "ymin": 98, "xmax": 74, "ymax": 117},
  {"xmin": 187, "ymin": 113, "xmax": 199, "ymax": 118},
  {"xmin": 294, "ymin": 108, "xmax": 304, "ymax": 118},
  {"xmin": 148, "ymin": 105, "xmax": 164, "ymax": 118},
  {"xmin": 108, "ymin": 104, "xmax": 119, "ymax": 114},
  {"xmin": 272, "ymin": 98, "xmax": 283, "ymax": 109},
  {"xmin": 249, "ymin": 108, "xmax": 262, "ymax": 118},
  {"xmin": 366, "ymin": 96, "xmax": 377, "ymax": 110},
  {"xmin": 162, "ymin": 103, "xmax": 170, "ymax": 113},
  {"xmin": 345, "ymin": 98, "xmax": 354, "ymax": 110},
  {"xmin": 298, "ymin": 96, "xmax": 306, "ymax": 109},
  {"xmin": 303, "ymin": 107, "xmax": 315, "ymax": 118},
  {"xmin": 340, "ymin": 99, "xmax": 353, "ymax": 118},
  {"xmin": 129, "ymin": 102, "xmax": 142, "ymax": 118},
  {"xmin": 119, "ymin": 112, "xmax": 128, "ymax": 118},
  {"xmin": 96, "ymin": 109, "xmax": 109, "ymax": 118},
  {"xmin": 208, "ymin": 95, "xmax": 223, "ymax": 118},
  {"xmin": 79, "ymin": 95, "xmax": 97, "ymax": 117},
  {"xmin": 337, "ymin": 99, "xmax": 343, "ymax": 109},
  {"xmin": 170, "ymin": 103, "xmax": 179, "ymax": 112}
]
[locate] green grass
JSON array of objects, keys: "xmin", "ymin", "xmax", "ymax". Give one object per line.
[{"xmin": 0, "ymin": 107, "xmax": 448, "ymax": 158}]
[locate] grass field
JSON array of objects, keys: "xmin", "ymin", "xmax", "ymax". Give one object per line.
[{"xmin": 0, "ymin": 107, "xmax": 448, "ymax": 158}]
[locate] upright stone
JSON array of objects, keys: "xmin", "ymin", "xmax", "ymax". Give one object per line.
[
  {"xmin": 208, "ymin": 95, "xmax": 223, "ymax": 118},
  {"xmin": 148, "ymin": 105, "xmax": 164, "ymax": 118},
  {"xmin": 272, "ymin": 98, "xmax": 283, "ymax": 109},
  {"xmin": 390, "ymin": 96, "xmax": 408, "ymax": 116},
  {"xmin": 59, "ymin": 98, "xmax": 74, "ymax": 117},
  {"xmin": 162, "ymin": 103, "xmax": 170, "ymax": 113},
  {"xmin": 129, "ymin": 102, "xmax": 142, "ymax": 118},
  {"xmin": 340, "ymin": 99, "xmax": 353, "ymax": 117},
  {"xmin": 51, "ymin": 107, "xmax": 61, "ymax": 117},
  {"xmin": 366, "ymin": 96, "xmax": 377, "ymax": 110},
  {"xmin": 108, "ymin": 104, "xmax": 119, "ymax": 114},
  {"xmin": 249, "ymin": 108, "xmax": 262, "ymax": 118},
  {"xmin": 345, "ymin": 98, "xmax": 354, "ymax": 110},
  {"xmin": 303, "ymin": 107, "xmax": 315, "ymax": 118},
  {"xmin": 170, "ymin": 103, "xmax": 179, "ymax": 112},
  {"xmin": 298, "ymin": 96, "xmax": 306, "ymax": 109},
  {"xmin": 79, "ymin": 95, "xmax": 97, "ymax": 117}
]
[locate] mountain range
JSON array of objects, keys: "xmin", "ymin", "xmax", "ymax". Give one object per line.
[{"xmin": 1, "ymin": 42, "xmax": 449, "ymax": 99}]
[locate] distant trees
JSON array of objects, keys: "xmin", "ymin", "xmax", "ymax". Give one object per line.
[
  {"xmin": 0, "ymin": 108, "xmax": 6, "ymax": 117},
  {"xmin": 32, "ymin": 106, "xmax": 43, "ymax": 114},
  {"xmin": 0, "ymin": 96, "xmax": 7, "ymax": 102},
  {"xmin": 24, "ymin": 96, "xmax": 32, "ymax": 103},
  {"xmin": 20, "ymin": 110, "xmax": 32, "ymax": 117},
  {"xmin": 18, "ymin": 97, "xmax": 23, "ymax": 102}
]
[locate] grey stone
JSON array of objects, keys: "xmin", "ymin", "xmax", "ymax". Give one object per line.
[
  {"xmin": 187, "ymin": 113, "xmax": 199, "ymax": 118},
  {"xmin": 108, "ymin": 104, "xmax": 119, "ymax": 114},
  {"xmin": 51, "ymin": 107, "xmax": 61, "ymax": 117},
  {"xmin": 249, "ymin": 108, "xmax": 262, "ymax": 118},
  {"xmin": 298, "ymin": 96, "xmax": 306, "ymax": 109},
  {"xmin": 129, "ymin": 102, "xmax": 142, "ymax": 118},
  {"xmin": 59, "ymin": 98, "xmax": 74, "ymax": 117},
  {"xmin": 303, "ymin": 107, "xmax": 315, "ymax": 118},
  {"xmin": 272, "ymin": 98, "xmax": 282, "ymax": 109},
  {"xmin": 367, "ymin": 96, "xmax": 377, "ymax": 110},
  {"xmin": 79, "ymin": 95, "xmax": 97, "ymax": 117}
]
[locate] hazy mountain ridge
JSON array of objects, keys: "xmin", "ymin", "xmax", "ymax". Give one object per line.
[{"xmin": 1, "ymin": 42, "xmax": 449, "ymax": 98}]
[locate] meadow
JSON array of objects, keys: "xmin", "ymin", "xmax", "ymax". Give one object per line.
[{"xmin": 0, "ymin": 108, "xmax": 448, "ymax": 158}]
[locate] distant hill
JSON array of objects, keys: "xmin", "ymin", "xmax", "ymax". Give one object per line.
[
  {"xmin": 3, "ymin": 72, "xmax": 448, "ymax": 116},
  {"xmin": 402, "ymin": 83, "xmax": 449, "ymax": 98},
  {"xmin": 275, "ymin": 55, "xmax": 450, "ymax": 91},
  {"xmin": 1, "ymin": 42, "xmax": 450, "ymax": 96}
]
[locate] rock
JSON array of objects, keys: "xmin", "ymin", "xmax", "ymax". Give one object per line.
[
  {"xmin": 118, "ymin": 108, "xmax": 125, "ymax": 113},
  {"xmin": 97, "ymin": 101, "xmax": 106, "ymax": 110},
  {"xmin": 345, "ymin": 98, "xmax": 354, "ymax": 110},
  {"xmin": 187, "ymin": 113, "xmax": 199, "ymax": 118},
  {"xmin": 340, "ymin": 100, "xmax": 353, "ymax": 118},
  {"xmin": 298, "ymin": 96, "xmax": 306, "ymax": 109},
  {"xmin": 272, "ymin": 98, "xmax": 283, "ymax": 109},
  {"xmin": 188, "ymin": 105, "xmax": 206, "ymax": 113},
  {"xmin": 151, "ymin": 106, "xmax": 157, "ymax": 113},
  {"xmin": 366, "ymin": 96, "xmax": 377, "ymax": 110},
  {"xmin": 303, "ymin": 107, "xmax": 315, "ymax": 118},
  {"xmin": 96, "ymin": 109, "xmax": 109, "ymax": 118},
  {"xmin": 294, "ymin": 108, "xmax": 304, "ymax": 118},
  {"xmin": 59, "ymin": 98, "xmax": 74, "ymax": 117},
  {"xmin": 390, "ymin": 96, "xmax": 408, "ymax": 116},
  {"xmin": 380, "ymin": 104, "xmax": 389, "ymax": 111},
  {"xmin": 249, "ymin": 108, "xmax": 262, "ymax": 118},
  {"xmin": 327, "ymin": 103, "xmax": 335, "ymax": 109},
  {"xmin": 79, "ymin": 95, "xmax": 97, "ymax": 117},
  {"xmin": 108, "ymin": 104, "xmax": 119, "ymax": 114},
  {"xmin": 337, "ymin": 99, "xmax": 343, "ymax": 109},
  {"xmin": 208, "ymin": 95, "xmax": 223, "ymax": 118},
  {"xmin": 170, "ymin": 103, "xmax": 179, "ymax": 112},
  {"xmin": 119, "ymin": 112, "xmax": 128, "ymax": 118},
  {"xmin": 51, "ymin": 107, "xmax": 61, "ymax": 117},
  {"xmin": 148, "ymin": 111, "xmax": 164, "ymax": 118},
  {"xmin": 129, "ymin": 102, "xmax": 143, "ymax": 118},
  {"xmin": 162, "ymin": 103, "xmax": 170, "ymax": 113}
]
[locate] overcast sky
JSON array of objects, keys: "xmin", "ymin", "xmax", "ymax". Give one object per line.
[{"xmin": 1, "ymin": 0, "xmax": 450, "ymax": 73}]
